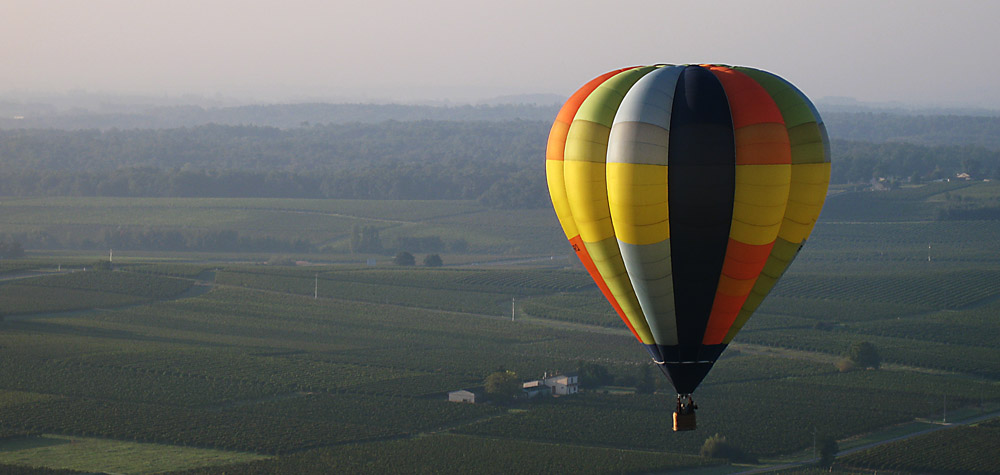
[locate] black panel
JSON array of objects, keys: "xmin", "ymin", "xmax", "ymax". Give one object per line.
[
  {"xmin": 650, "ymin": 343, "xmax": 728, "ymax": 394},
  {"xmin": 668, "ymin": 65, "xmax": 735, "ymax": 359},
  {"xmin": 661, "ymin": 361, "xmax": 715, "ymax": 395}
]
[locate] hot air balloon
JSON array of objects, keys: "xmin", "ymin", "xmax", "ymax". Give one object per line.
[{"xmin": 546, "ymin": 64, "xmax": 830, "ymax": 431}]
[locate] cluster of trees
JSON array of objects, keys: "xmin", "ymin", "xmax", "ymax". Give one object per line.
[
  {"xmin": 837, "ymin": 341, "xmax": 882, "ymax": 372},
  {"xmin": 0, "ymin": 239, "xmax": 25, "ymax": 259},
  {"xmin": 391, "ymin": 252, "xmax": 442, "ymax": 267},
  {"xmin": 576, "ymin": 361, "xmax": 657, "ymax": 394},
  {"xmin": 352, "ymin": 226, "xmax": 468, "ymax": 257},
  {"xmin": 0, "ymin": 164, "xmax": 548, "ymax": 208},
  {"xmin": 830, "ymin": 140, "xmax": 1000, "ymax": 184}
]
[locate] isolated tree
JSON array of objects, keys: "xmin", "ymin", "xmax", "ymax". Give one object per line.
[
  {"xmin": 484, "ymin": 370, "xmax": 521, "ymax": 401},
  {"xmin": 350, "ymin": 225, "xmax": 382, "ymax": 253},
  {"xmin": 423, "ymin": 254, "xmax": 443, "ymax": 267},
  {"xmin": 835, "ymin": 358, "xmax": 857, "ymax": 373},
  {"xmin": 700, "ymin": 433, "xmax": 755, "ymax": 463},
  {"xmin": 847, "ymin": 341, "xmax": 881, "ymax": 369},
  {"xmin": 818, "ymin": 435, "xmax": 838, "ymax": 467},
  {"xmin": 392, "ymin": 251, "xmax": 415, "ymax": 266},
  {"xmin": 634, "ymin": 364, "xmax": 656, "ymax": 394}
]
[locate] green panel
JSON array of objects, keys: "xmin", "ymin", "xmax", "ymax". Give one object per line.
[{"xmin": 574, "ymin": 67, "xmax": 657, "ymax": 128}]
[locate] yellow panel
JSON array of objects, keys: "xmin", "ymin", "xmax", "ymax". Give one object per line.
[
  {"xmin": 546, "ymin": 160, "xmax": 578, "ymax": 239},
  {"xmin": 730, "ymin": 164, "xmax": 790, "ymax": 245},
  {"xmin": 607, "ymin": 162, "xmax": 669, "ymax": 245},
  {"xmin": 778, "ymin": 162, "xmax": 831, "ymax": 243},
  {"xmin": 790, "ymin": 162, "xmax": 832, "ymax": 185},
  {"xmin": 584, "ymin": 237, "xmax": 654, "ymax": 344},
  {"xmin": 564, "ymin": 160, "xmax": 615, "ymax": 242}
]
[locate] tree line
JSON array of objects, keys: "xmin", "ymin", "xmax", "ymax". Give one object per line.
[{"xmin": 1, "ymin": 121, "xmax": 999, "ymax": 208}]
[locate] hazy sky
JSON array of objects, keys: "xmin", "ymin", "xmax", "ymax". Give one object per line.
[{"xmin": 3, "ymin": 0, "xmax": 998, "ymax": 106}]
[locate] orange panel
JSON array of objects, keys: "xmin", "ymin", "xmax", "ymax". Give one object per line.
[
  {"xmin": 706, "ymin": 66, "xmax": 784, "ymax": 130},
  {"xmin": 734, "ymin": 124, "xmax": 792, "ymax": 165},
  {"xmin": 546, "ymin": 121, "xmax": 572, "ymax": 162},
  {"xmin": 546, "ymin": 68, "xmax": 633, "ymax": 162},
  {"xmin": 701, "ymin": 238, "xmax": 776, "ymax": 344},
  {"xmin": 568, "ymin": 235, "xmax": 641, "ymax": 341},
  {"xmin": 715, "ymin": 275, "xmax": 757, "ymax": 296}
]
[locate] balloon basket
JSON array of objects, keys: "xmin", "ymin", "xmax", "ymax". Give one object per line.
[{"xmin": 672, "ymin": 411, "xmax": 696, "ymax": 431}]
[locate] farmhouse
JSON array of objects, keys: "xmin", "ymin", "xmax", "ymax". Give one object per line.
[
  {"xmin": 448, "ymin": 389, "xmax": 476, "ymax": 403},
  {"xmin": 544, "ymin": 372, "xmax": 579, "ymax": 396},
  {"xmin": 522, "ymin": 372, "xmax": 579, "ymax": 398}
]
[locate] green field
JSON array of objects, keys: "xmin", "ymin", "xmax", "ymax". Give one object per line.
[
  {"xmin": 1, "ymin": 182, "xmax": 1000, "ymax": 473},
  {"xmin": 839, "ymin": 417, "xmax": 1000, "ymax": 474}
]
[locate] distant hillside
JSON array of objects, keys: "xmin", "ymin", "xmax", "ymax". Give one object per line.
[
  {"xmin": 0, "ymin": 102, "xmax": 561, "ymax": 130},
  {"xmin": 4, "ymin": 101, "xmax": 1000, "ymax": 151},
  {"xmin": 824, "ymin": 112, "xmax": 1000, "ymax": 149}
]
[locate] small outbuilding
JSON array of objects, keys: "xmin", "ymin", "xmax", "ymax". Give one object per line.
[
  {"xmin": 448, "ymin": 389, "xmax": 476, "ymax": 403},
  {"xmin": 522, "ymin": 380, "xmax": 552, "ymax": 399}
]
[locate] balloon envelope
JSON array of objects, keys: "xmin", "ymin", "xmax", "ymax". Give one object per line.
[{"xmin": 546, "ymin": 64, "xmax": 830, "ymax": 394}]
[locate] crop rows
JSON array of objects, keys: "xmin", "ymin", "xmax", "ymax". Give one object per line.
[
  {"xmin": 792, "ymin": 370, "xmax": 1000, "ymax": 401},
  {"xmin": 185, "ymin": 433, "xmax": 717, "ymax": 475},
  {"xmin": 0, "ymin": 285, "xmax": 142, "ymax": 314},
  {"xmin": 0, "ymin": 357, "xmax": 281, "ymax": 407},
  {"xmin": 754, "ymin": 296, "xmax": 932, "ymax": 322},
  {"xmin": 242, "ymin": 393, "xmax": 498, "ymax": 433},
  {"xmin": 0, "ymin": 393, "xmax": 499, "ymax": 456},
  {"xmin": 771, "ymin": 269, "xmax": 1000, "ymax": 309},
  {"xmin": 738, "ymin": 328, "xmax": 1000, "ymax": 378},
  {"xmin": 121, "ymin": 262, "xmax": 214, "ymax": 278},
  {"xmin": 850, "ymin": 315, "xmax": 1000, "ymax": 348},
  {"xmin": 700, "ymin": 354, "xmax": 835, "ymax": 387},
  {"xmin": 214, "ymin": 270, "xmax": 509, "ymax": 315},
  {"xmin": 519, "ymin": 292, "xmax": 622, "ymax": 327},
  {"xmin": 841, "ymin": 421, "xmax": 1000, "ymax": 474},
  {"xmin": 226, "ymin": 266, "xmax": 595, "ymax": 294},
  {"xmin": 71, "ymin": 349, "xmax": 443, "ymax": 394},
  {"xmin": 456, "ymin": 379, "xmax": 946, "ymax": 457},
  {"xmin": 15, "ymin": 269, "xmax": 192, "ymax": 299},
  {"xmin": 0, "ymin": 261, "xmax": 44, "ymax": 275},
  {"xmin": 0, "ymin": 390, "xmax": 61, "ymax": 408},
  {"xmin": 0, "ymin": 398, "xmax": 385, "ymax": 454}
]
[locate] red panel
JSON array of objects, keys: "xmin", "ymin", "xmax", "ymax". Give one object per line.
[
  {"xmin": 706, "ymin": 66, "xmax": 784, "ymax": 130},
  {"xmin": 568, "ymin": 235, "xmax": 642, "ymax": 341},
  {"xmin": 719, "ymin": 239, "xmax": 775, "ymax": 280}
]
